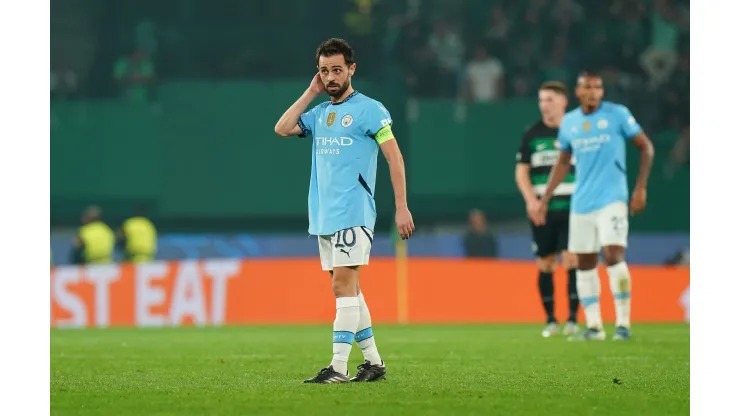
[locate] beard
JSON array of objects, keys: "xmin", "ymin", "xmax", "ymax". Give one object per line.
[{"xmin": 324, "ymin": 79, "xmax": 350, "ymax": 98}]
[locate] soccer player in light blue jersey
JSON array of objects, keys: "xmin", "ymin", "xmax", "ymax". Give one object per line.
[
  {"xmin": 531, "ymin": 71, "xmax": 654, "ymax": 341},
  {"xmin": 274, "ymin": 38, "xmax": 414, "ymax": 383}
]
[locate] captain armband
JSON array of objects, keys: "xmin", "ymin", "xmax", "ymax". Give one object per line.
[{"xmin": 374, "ymin": 125, "xmax": 395, "ymax": 144}]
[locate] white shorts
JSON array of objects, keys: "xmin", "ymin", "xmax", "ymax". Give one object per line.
[
  {"xmin": 318, "ymin": 226, "xmax": 374, "ymax": 271},
  {"xmin": 568, "ymin": 201, "xmax": 629, "ymax": 254}
]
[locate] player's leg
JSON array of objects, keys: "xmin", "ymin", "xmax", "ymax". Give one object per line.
[
  {"xmin": 557, "ymin": 212, "xmax": 580, "ymax": 335},
  {"xmin": 602, "ymin": 245, "xmax": 631, "ymax": 340},
  {"xmin": 536, "ymin": 254, "xmax": 559, "ymax": 336},
  {"xmin": 352, "ymin": 278, "xmax": 387, "ymax": 382},
  {"xmin": 568, "ymin": 211, "xmax": 606, "ymax": 341},
  {"xmin": 573, "ymin": 253, "xmax": 605, "ymax": 340},
  {"xmin": 561, "ymin": 250, "xmax": 580, "ymax": 335},
  {"xmin": 597, "ymin": 202, "xmax": 632, "ymax": 341},
  {"xmin": 329, "ymin": 265, "xmax": 361, "ymax": 375},
  {"xmin": 531, "ymin": 218, "xmax": 559, "ymax": 337},
  {"xmin": 347, "ymin": 227, "xmax": 386, "ymax": 382},
  {"xmin": 356, "ymin": 280, "xmax": 383, "ymax": 365},
  {"xmin": 304, "ymin": 234, "xmax": 359, "ymax": 384}
]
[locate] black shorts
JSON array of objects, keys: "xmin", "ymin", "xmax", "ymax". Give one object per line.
[{"xmin": 529, "ymin": 210, "xmax": 570, "ymax": 258}]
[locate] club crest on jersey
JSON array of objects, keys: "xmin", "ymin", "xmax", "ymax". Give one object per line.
[
  {"xmin": 583, "ymin": 121, "xmax": 591, "ymax": 132},
  {"xmin": 326, "ymin": 112, "xmax": 337, "ymax": 127},
  {"xmin": 341, "ymin": 114, "xmax": 353, "ymax": 128},
  {"xmin": 598, "ymin": 119, "xmax": 608, "ymax": 129}
]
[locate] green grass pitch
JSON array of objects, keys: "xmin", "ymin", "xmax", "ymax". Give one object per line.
[{"xmin": 51, "ymin": 324, "xmax": 689, "ymax": 415}]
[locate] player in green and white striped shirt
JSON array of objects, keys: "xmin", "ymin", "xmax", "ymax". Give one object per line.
[{"xmin": 515, "ymin": 81, "xmax": 579, "ymax": 338}]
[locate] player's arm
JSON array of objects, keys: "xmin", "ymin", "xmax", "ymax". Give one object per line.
[
  {"xmin": 378, "ymin": 128, "xmax": 408, "ymax": 210},
  {"xmin": 540, "ymin": 151, "xmax": 572, "ymax": 205},
  {"xmin": 629, "ymin": 131, "xmax": 654, "ymax": 214},
  {"xmin": 620, "ymin": 106, "xmax": 654, "ymax": 214},
  {"xmin": 514, "ymin": 133, "xmax": 537, "ymax": 205},
  {"xmin": 631, "ymin": 132, "xmax": 654, "ymax": 191},
  {"xmin": 515, "ymin": 164, "xmax": 536, "ymax": 203},
  {"xmin": 377, "ymin": 126, "xmax": 415, "ymax": 238},
  {"xmin": 620, "ymin": 106, "xmax": 654, "ymax": 191},
  {"xmin": 274, "ymin": 91, "xmax": 317, "ymax": 137},
  {"xmin": 516, "ymin": 162, "xmax": 541, "ymax": 223},
  {"xmin": 274, "ymin": 74, "xmax": 322, "ymax": 137}
]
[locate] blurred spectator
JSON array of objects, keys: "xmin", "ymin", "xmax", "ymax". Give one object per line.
[
  {"xmin": 640, "ymin": 0, "xmax": 681, "ymax": 89},
  {"xmin": 582, "ymin": 27, "xmax": 612, "ymax": 70},
  {"xmin": 617, "ymin": 2, "xmax": 648, "ymax": 74},
  {"xmin": 482, "ymin": 6, "xmax": 512, "ymax": 55},
  {"xmin": 551, "ymin": 0, "xmax": 584, "ymax": 22},
  {"xmin": 511, "ymin": 72, "xmax": 537, "ymax": 98},
  {"xmin": 343, "ymin": 0, "xmax": 375, "ymax": 36},
  {"xmin": 388, "ymin": 18, "xmax": 425, "ymax": 67},
  {"xmin": 508, "ymin": 37, "xmax": 540, "ymax": 74},
  {"xmin": 428, "ymin": 22, "xmax": 465, "ymax": 97},
  {"xmin": 407, "ymin": 45, "xmax": 441, "ymax": 98},
  {"xmin": 51, "ymin": 63, "xmax": 78, "ymax": 101},
  {"xmin": 50, "ymin": 0, "xmax": 689, "ymax": 123},
  {"xmin": 519, "ymin": 1, "xmax": 548, "ymax": 50},
  {"xmin": 114, "ymin": 50, "xmax": 156, "ymax": 102},
  {"xmin": 70, "ymin": 206, "xmax": 115, "ymax": 265},
  {"xmin": 463, "ymin": 46, "xmax": 505, "ymax": 103},
  {"xmin": 525, "ymin": 0, "xmax": 548, "ymax": 25},
  {"xmin": 551, "ymin": 12, "xmax": 576, "ymax": 46},
  {"xmin": 463, "ymin": 209, "xmax": 498, "ymax": 258},
  {"xmin": 610, "ymin": 0, "xmax": 647, "ymax": 25},
  {"xmin": 541, "ymin": 36, "xmax": 573, "ymax": 84},
  {"xmin": 343, "ymin": 0, "xmax": 379, "ymax": 72},
  {"xmin": 601, "ymin": 66, "xmax": 632, "ymax": 107},
  {"xmin": 118, "ymin": 205, "xmax": 158, "ymax": 263},
  {"xmin": 135, "ymin": 20, "xmax": 158, "ymax": 57}
]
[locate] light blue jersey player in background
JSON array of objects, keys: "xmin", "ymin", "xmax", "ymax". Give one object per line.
[
  {"xmin": 532, "ymin": 71, "xmax": 654, "ymax": 341},
  {"xmin": 274, "ymin": 38, "xmax": 414, "ymax": 383}
]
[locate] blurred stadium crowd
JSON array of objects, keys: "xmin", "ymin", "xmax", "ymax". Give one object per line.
[{"xmin": 52, "ymin": 0, "xmax": 689, "ymax": 130}]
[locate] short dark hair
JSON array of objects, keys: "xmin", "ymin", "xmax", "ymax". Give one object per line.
[
  {"xmin": 315, "ymin": 38, "xmax": 355, "ymax": 67},
  {"xmin": 578, "ymin": 70, "xmax": 601, "ymax": 80},
  {"xmin": 539, "ymin": 81, "xmax": 568, "ymax": 97}
]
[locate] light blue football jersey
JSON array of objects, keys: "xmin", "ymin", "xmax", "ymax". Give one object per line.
[
  {"xmin": 557, "ymin": 101, "xmax": 643, "ymax": 214},
  {"xmin": 297, "ymin": 91, "xmax": 393, "ymax": 236}
]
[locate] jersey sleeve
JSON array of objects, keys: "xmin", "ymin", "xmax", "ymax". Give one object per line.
[
  {"xmin": 297, "ymin": 103, "xmax": 323, "ymax": 138},
  {"xmin": 556, "ymin": 121, "xmax": 572, "ymax": 152},
  {"xmin": 516, "ymin": 129, "xmax": 532, "ymax": 164},
  {"xmin": 363, "ymin": 101, "xmax": 394, "ymax": 139},
  {"xmin": 617, "ymin": 105, "xmax": 643, "ymax": 140}
]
